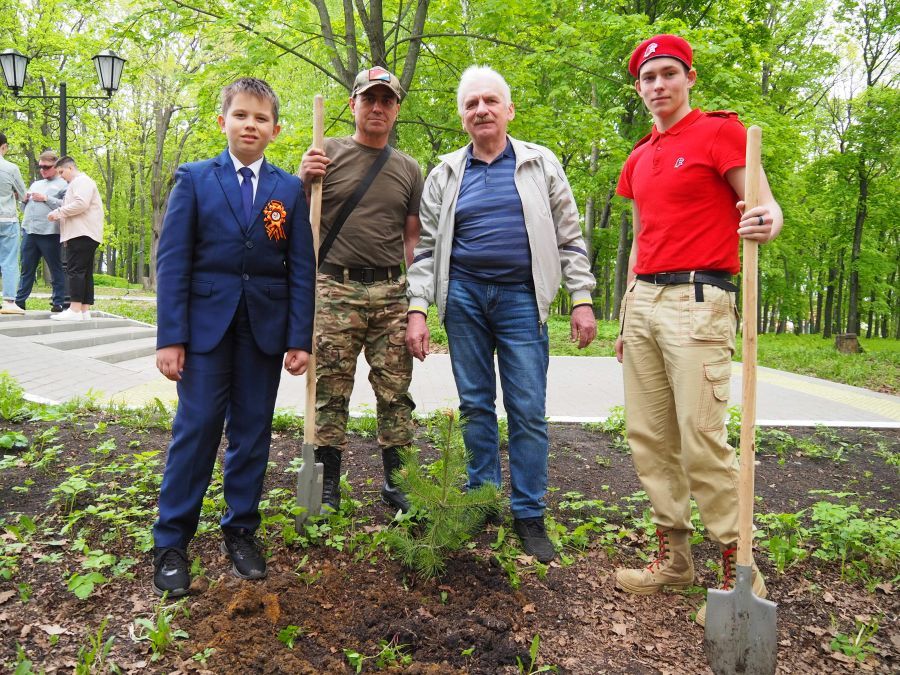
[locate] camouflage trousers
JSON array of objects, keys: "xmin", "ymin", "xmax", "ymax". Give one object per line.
[{"xmin": 314, "ymin": 273, "xmax": 415, "ymax": 449}]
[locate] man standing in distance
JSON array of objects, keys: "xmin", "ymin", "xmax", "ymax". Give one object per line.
[
  {"xmin": 613, "ymin": 35, "xmax": 783, "ymax": 626},
  {"xmin": 299, "ymin": 67, "xmax": 423, "ymax": 514},
  {"xmin": 405, "ymin": 66, "xmax": 597, "ymax": 563},
  {"xmin": 0, "ymin": 132, "xmax": 27, "ymax": 315},
  {"xmin": 47, "ymin": 157, "xmax": 104, "ymax": 322},
  {"xmin": 16, "ymin": 150, "xmax": 67, "ymax": 312}
]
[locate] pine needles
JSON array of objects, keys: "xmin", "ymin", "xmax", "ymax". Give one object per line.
[{"xmin": 381, "ymin": 410, "xmax": 501, "ymax": 578}]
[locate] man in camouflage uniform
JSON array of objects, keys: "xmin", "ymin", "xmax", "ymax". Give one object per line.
[{"xmin": 299, "ymin": 67, "xmax": 423, "ymax": 513}]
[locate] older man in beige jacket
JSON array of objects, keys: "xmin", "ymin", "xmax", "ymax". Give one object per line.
[{"xmin": 406, "ymin": 66, "xmax": 596, "ymax": 563}]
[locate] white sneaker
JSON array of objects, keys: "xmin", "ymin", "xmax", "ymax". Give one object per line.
[
  {"xmin": 82, "ymin": 310, "xmax": 91, "ymax": 320},
  {"xmin": 0, "ymin": 301, "xmax": 25, "ymax": 315},
  {"xmin": 50, "ymin": 308, "xmax": 83, "ymax": 322}
]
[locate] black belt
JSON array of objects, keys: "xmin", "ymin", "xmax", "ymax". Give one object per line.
[
  {"xmin": 319, "ymin": 262, "xmax": 402, "ymax": 284},
  {"xmin": 636, "ymin": 271, "xmax": 737, "ymax": 301}
]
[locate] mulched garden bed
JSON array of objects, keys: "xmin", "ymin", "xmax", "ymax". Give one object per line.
[{"xmin": 0, "ymin": 412, "xmax": 897, "ymax": 673}]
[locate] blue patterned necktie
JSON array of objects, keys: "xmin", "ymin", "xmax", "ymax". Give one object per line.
[{"xmin": 238, "ymin": 166, "xmax": 254, "ymax": 225}]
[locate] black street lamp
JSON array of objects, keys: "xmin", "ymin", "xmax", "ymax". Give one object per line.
[{"xmin": 0, "ymin": 48, "xmax": 126, "ymax": 155}]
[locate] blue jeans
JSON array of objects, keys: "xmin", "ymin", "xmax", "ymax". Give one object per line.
[
  {"xmin": 16, "ymin": 232, "xmax": 65, "ymax": 307},
  {"xmin": 0, "ymin": 221, "xmax": 20, "ymax": 300},
  {"xmin": 445, "ymin": 278, "xmax": 550, "ymax": 519}
]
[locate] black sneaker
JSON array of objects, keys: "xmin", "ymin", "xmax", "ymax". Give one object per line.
[
  {"xmin": 513, "ymin": 517, "xmax": 557, "ymax": 563},
  {"xmin": 152, "ymin": 547, "xmax": 190, "ymax": 597},
  {"xmin": 221, "ymin": 529, "xmax": 267, "ymax": 579},
  {"xmin": 50, "ymin": 304, "xmax": 64, "ymax": 313}
]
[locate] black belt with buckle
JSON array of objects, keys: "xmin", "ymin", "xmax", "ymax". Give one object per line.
[
  {"xmin": 636, "ymin": 270, "xmax": 737, "ymax": 301},
  {"xmin": 319, "ymin": 261, "xmax": 402, "ymax": 284}
]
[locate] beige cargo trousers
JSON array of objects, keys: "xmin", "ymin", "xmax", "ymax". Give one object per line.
[{"xmin": 620, "ymin": 279, "xmax": 741, "ymax": 545}]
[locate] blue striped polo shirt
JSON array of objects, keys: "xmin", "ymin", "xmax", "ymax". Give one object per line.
[{"xmin": 449, "ymin": 140, "xmax": 532, "ymax": 284}]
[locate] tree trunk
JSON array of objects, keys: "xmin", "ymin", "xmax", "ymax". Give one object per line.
[
  {"xmin": 823, "ymin": 264, "xmax": 836, "ymax": 338},
  {"xmin": 598, "ymin": 188, "xmax": 613, "ymax": 320},
  {"xmin": 612, "ymin": 209, "xmax": 630, "ymax": 319},
  {"xmin": 846, "ymin": 161, "xmax": 868, "ymax": 334},
  {"xmin": 813, "ymin": 270, "xmax": 824, "ymax": 334},
  {"xmin": 835, "ymin": 333, "xmax": 861, "ymax": 354},
  {"xmin": 834, "ymin": 249, "xmax": 845, "ymax": 335},
  {"xmin": 865, "ymin": 293, "xmax": 874, "ymax": 338}
]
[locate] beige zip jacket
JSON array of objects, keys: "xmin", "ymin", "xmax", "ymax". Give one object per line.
[{"xmin": 407, "ymin": 136, "xmax": 595, "ymax": 323}]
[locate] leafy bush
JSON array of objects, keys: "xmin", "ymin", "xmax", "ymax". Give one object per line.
[
  {"xmin": 757, "ymin": 511, "xmax": 808, "ymax": 572},
  {"xmin": 93, "ymin": 273, "xmax": 132, "ymax": 288},
  {"xmin": 582, "ymin": 405, "xmax": 628, "ymax": 451},
  {"xmin": 809, "ymin": 500, "xmax": 900, "ymax": 581},
  {"xmin": 0, "ymin": 373, "xmax": 30, "ymax": 422}
]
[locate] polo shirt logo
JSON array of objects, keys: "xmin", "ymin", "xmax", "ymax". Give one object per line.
[
  {"xmin": 674, "ymin": 157, "xmax": 685, "ymax": 168},
  {"xmin": 643, "ymin": 43, "xmax": 658, "ymax": 58}
]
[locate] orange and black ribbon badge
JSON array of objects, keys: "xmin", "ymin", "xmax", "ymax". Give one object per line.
[{"xmin": 263, "ymin": 200, "xmax": 288, "ymax": 241}]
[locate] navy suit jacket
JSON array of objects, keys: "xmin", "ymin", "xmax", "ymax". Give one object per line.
[{"xmin": 156, "ymin": 148, "xmax": 315, "ymax": 355}]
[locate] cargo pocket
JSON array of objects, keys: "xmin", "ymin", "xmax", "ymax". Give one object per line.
[{"xmin": 697, "ymin": 360, "xmax": 731, "ymax": 432}]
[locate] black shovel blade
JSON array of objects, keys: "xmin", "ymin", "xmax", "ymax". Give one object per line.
[{"xmin": 704, "ymin": 565, "xmax": 777, "ymax": 675}]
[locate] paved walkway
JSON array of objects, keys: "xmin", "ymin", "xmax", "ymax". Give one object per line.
[{"xmin": 4, "ymin": 314, "xmax": 898, "ymax": 427}]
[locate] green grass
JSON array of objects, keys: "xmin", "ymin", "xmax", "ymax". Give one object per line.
[
  {"xmin": 739, "ymin": 333, "xmax": 899, "ymax": 395},
  {"xmin": 26, "ymin": 281, "xmax": 153, "ymax": 299},
  {"xmin": 93, "ymin": 300, "xmax": 157, "ymax": 325}
]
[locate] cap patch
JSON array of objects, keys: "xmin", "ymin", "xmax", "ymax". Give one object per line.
[{"xmin": 368, "ymin": 67, "xmax": 391, "ymax": 83}]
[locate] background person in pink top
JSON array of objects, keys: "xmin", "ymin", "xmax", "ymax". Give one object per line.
[{"xmin": 47, "ymin": 157, "xmax": 104, "ymax": 322}]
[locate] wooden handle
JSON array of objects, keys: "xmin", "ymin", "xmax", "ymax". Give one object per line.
[
  {"xmin": 737, "ymin": 125, "xmax": 762, "ymax": 566},
  {"xmin": 304, "ymin": 95, "xmax": 325, "ymax": 445}
]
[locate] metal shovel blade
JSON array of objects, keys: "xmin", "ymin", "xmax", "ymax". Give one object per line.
[
  {"xmin": 704, "ymin": 565, "xmax": 778, "ymax": 675},
  {"xmin": 294, "ymin": 442, "xmax": 323, "ymax": 529}
]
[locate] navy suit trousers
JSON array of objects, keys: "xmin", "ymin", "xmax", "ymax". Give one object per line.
[{"xmin": 153, "ymin": 295, "xmax": 283, "ymax": 550}]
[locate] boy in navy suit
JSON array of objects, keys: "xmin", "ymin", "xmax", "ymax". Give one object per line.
[{"xmin": 152, "ymin": 78, "xmax": 315, "ymax": 596}]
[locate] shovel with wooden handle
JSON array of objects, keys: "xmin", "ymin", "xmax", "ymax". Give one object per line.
[
  {"xmin": 295, "ymin": 95, "xmax": 325, "ymax": 529},
  {"xmin": 703, "ymin": 125, "xmax": 778, "ymax": 674}
]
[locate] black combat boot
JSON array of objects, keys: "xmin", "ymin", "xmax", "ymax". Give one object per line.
[
  {"xmin": 315, "ymin": 445, "xmax": 341, "ymax": 514},
  {"xmin": 380, "ymin": 446, "xmax": 410, "ymax": 513}
]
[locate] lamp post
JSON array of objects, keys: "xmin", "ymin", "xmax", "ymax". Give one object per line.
[{"xmin": 0, "ymin": 48, "xmax": 126, "ymax": 155}]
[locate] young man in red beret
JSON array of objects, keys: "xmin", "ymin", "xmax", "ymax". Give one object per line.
[{"xmin": 613, "ymin": 34, "xmax": 783, "ymax": 626}]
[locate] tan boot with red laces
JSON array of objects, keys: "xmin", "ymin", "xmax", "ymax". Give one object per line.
[{"xmin": 616, "ymin": 528, "xmax": 695, "ymax": 594}]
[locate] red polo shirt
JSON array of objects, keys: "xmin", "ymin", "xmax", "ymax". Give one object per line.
[{"xmin": 616, "ymin": 108, "xmax": 746, "ymax": 275}]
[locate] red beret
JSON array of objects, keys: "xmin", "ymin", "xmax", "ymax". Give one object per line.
[{"xmin": 628, "ymin": 34, "xmax": 693, "ymax": 78}]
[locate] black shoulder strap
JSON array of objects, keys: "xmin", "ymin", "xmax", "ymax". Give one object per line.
[{"xmin": 318, "ymin": 145, "xmax": 393, "ymax": 265}]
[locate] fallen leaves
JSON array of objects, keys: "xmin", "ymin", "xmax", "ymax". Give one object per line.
[{"xmin": 37, "ymin": 624, "xmax": 69, "ymax": 636}]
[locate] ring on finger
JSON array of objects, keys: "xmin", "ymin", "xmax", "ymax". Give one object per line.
[{"xmin": 757, "ymin": 215, "xmax": 764, "ymax": 227}]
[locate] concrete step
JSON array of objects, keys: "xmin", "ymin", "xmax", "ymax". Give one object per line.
[
  {"xmin": 0, "ymin": 315, "xmax": 138, "ymax": 337},
  {"xmin": 71, "ymin": 337, "xmax": 159, "ymax": 364},
  {"xmin": 32, "ymin": 326, "xmax": 158, "ymax": 350}
]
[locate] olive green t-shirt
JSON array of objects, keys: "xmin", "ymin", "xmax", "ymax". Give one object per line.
[{"xmin": 320, "ymin": 136, "xmax": 424, "ymax": 268}]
